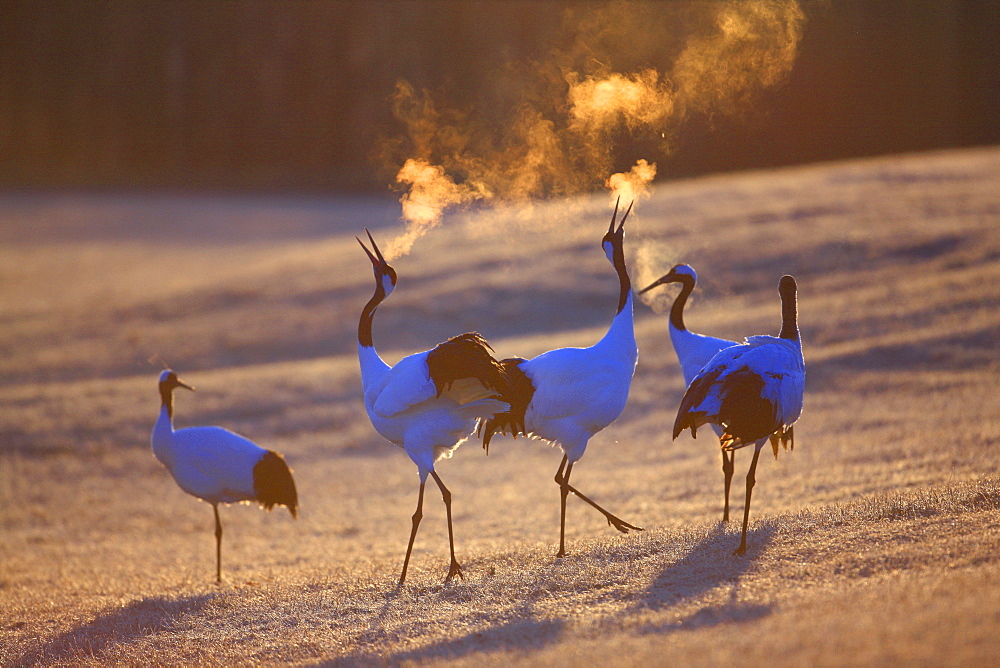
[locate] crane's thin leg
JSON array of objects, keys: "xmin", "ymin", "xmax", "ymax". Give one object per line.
[
  {"xmin": 430, "ymin": 471, "xmax": 463, "ymax": 582},
  {"xmin": 722, "ymin": 446, "xmax": 735, "ymax": 523},
  {"xmin": 554, "ymin": 456, "xmax": 642, "ymax": 535},
  {"xmin": 213, "ymin": 504, "xmax": 223, "ymax": 584},
  {"xmin": 399, "ymin": 479, "xmax": 426, "ymax": 585},
  {"xmin": 734, "ymin": 445, "xmax": 763, "ymax": 556},
  {"xmin": 555, "ymin": 456, "xmax": 573, "ymax": 558}
]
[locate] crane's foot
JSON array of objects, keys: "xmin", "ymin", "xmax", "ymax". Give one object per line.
[
  {"xmin": 732, "ymin": 542, "xmax": 748, "ymax": 556},
  {"xmin": 606, "ymin": 516, "xmax": 643, "ymax": 534},
  {"xmin": 444, "ymin": 560, "xmax": 464, "ymax": 583}
]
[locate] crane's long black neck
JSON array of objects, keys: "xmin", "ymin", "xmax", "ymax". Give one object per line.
[
  {"xmin": 613, "ymin": 243, "xmax": 631, "ymax": 314},
  {"xmin": 779, "ymin": 284, "xmax": 799, "ymax": 341},
  {"xmin": 358, "ymin": 283, "xmax": 385, "ymax": 348},
  {"xmin": 670, "ymin": 275, "xmax": 695, "ymax": 332},
  {"xmin": 159, "ymin": 385, "xmax": 174, "ymax": 419}
]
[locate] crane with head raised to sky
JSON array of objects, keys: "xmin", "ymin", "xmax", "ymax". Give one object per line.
[
  {"xmin": 357, "ymin": 230, "xmax": 512, "ymax": 584},
  {"xmin": 478, "ymin": 199, "xmax": 642, "ymax": 558}
]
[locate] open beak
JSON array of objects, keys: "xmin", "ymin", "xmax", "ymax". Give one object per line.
[
  {"xmin": 357, "ymin": 228, "xmax": 389, "ymax": 270},
  {"xmin": 617, "ymin": 199, "xmax": 633, "ymax": 233},
  {"xmin": 608, "ymin": 196, "xmax": 621, "ymax": 235},
  {"xmin": 608, "ymin": 196, "xmax": 634, "ymax": 236}
]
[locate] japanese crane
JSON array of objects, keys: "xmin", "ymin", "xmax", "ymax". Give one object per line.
[
  {"xmin": 478, "ymin": 199, "xmax": 641, "ymax": 557},
  {"xmin": 640, "ymin": 264, "xmax": 739, "ymax": 521},
  {"xmin": 151, "ymin": 369, "xmax": 298, "ymax": 583},
  {"xmin": 357, "ymin": 230, "xmax": 512, "ymax": 584},
  {"xmin": 673, "ymin": 275, "xmax": 805, "ymax": 555}
]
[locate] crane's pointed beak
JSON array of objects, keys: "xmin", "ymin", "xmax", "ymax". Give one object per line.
[
  {"xmin": 638, "ymin": 274, "xmax": 670, "ymax": 295},
  {"xmin": 617, "ymin": 200, "xmax": 634, "ymax": 233},
  {"xmin": 176, "ymin": 378, "xmax": 195, "ymax": 392},
  {"xmin": 366, "ymin": 229, "xmax": 388, "ymax": 266},
  {"xmin": 357, "ymin": 235, "xmax": 378, "ymax": 266},
  {"xmin": 608, "ymin": 195, "xmax": 621, "ymax": 235}
]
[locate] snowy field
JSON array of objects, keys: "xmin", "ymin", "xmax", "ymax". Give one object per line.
[{"xmin": 1, "ymin": 146, "xmax": 998, "ymax": 665}]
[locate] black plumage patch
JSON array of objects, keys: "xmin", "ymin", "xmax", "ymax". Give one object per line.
[
  {"xmin": 769, "ymin": 425, "xmax": 794, "ymax": 458},
  {"xmin": 675, "ymin": 364, "xmax": 782, "ymax": 449},
  {"xmin": 425, "ymin": 332, "xmax": 511, "ymax": 397},
  {"xmin": 673, "ymin": 365, "xmax": 726, "ymax": 439},
  {"xmin": 716, "ymin": 367, "xmax": 778, "ymax": 448},
  {"xmin": 477, "ymin": 357, "xmax": 535, "ymax": 453},
  {"xmin": 253, "ymin": 450, "xmax": 298, "ymax": 518}
]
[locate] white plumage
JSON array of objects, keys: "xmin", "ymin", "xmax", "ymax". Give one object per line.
[
  {"xmin": 357, "ymin": 230, "xmax": 511, "ymax": 584},
  {"xmin": 151, "ymin": 369, "xmax": 298, "ymax": 583},
  {"xmin": 640, "ymin": 263, "xmax": 740, "ymax": 521},
  {"xmin": 479, "ymin": 199, "xmax": 642, "ymax": 557},
  {"xmin": 361, "ymin": 349, "xmax": 509, "ymax": 474},
  {"xmin": 640, "ymin": 264, "xmax": 736, "ymax": 384},
  {"xmin": 673, "ymin": 275, "xmax": 805, "ymax": 555}
]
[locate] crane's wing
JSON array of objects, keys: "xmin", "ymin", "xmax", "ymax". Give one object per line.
[
  {"xmin": 368, "ymin": 351, "xmax": 438, "ymax": 418},
  {"xmin": 673, "ymin": 337, "xmax": 804, "ymax": 447},
  {"xmin": 170, "ymin": 426, "xmax": 264, "ymax": 499},
  {"xmin": 370, "ymin": 333, "xmax": 511, "ymax": 418}
]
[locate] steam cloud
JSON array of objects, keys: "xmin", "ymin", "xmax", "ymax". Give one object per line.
[
  {"xmin": 389, "ymin": 158, "xmax": 488, "ymax": 259},
  {"xmin": 607, "ymin": 159, "xmax": 657, "ymax": 206},
  {"xmin": 380, "ymin": 0, "xmax": 805, "ymax": 258}
]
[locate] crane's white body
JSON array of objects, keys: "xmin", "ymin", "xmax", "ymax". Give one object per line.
[
  {"xmin": 669, "ymin": 324, "xmax": 734, "ymax": 443},
  {"xmin": 670, "ymin": 324, "xmax": 736, "ymax": 388},
  {"xmin": 152, "ymin": 413, "xmax": 266, "ymax": 504},
  {"xmin": 359, "ymin": 344, "xmax": 507, "ymax": 476},
  {"xmin": 521, "ymin": 292, "xmax": 637, "ymax": 464},
  {"xmin": 680, "ymin": 334, "xmax": 805, "ymax": 444},
  {"xmin": 672, "ymin": 275, "xmax": 805, "ymax": 554}
]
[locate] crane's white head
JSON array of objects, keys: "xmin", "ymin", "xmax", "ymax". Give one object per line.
[
  {"xmin": 158, "ymin": 369, "xmax": 193, "ymax": 419},
  {"xmin": 158, "ymin": 369, "xmax": 195, "ymax": 393},
  {"xmin": 639, "ymin": 263, "xmax": 697, "ymax": 295},
  {"xmin": 601, "ymin": 197, "xmax": 633, "ymax": 264},
  {"xmin": 357, "ymin": 229, "xmax": 397, "ymax": 297}
]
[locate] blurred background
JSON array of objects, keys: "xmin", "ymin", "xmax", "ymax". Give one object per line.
[{"xmin": 1, "ymin": 0, "xmax": 997, "ymax": 191}]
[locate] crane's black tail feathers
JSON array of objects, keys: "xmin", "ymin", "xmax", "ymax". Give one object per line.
[
  {"xmin": 476, "ymin": 357, "xmax": 534, "ymax": 453},
  {"xmin": 769, "ymin": 426, "xmax": 794, "ymax": 459},
  {"xmin": 426, "ymin": 332, "xmax": 514, "ymax": 399},
  {"xmin": 254, "ymin": 450, "xmax": 299, "ymax": 518}
]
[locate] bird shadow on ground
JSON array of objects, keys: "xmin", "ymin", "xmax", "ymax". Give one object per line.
[
  {"xmin": 328, "ymin": 570, "xmax": 567, "ymax": 665},
  {"xmin": 339, "ymin": 617, "xmax": 566, "ymax": 666},
  {"xmin": 14, "ymin": 593, "xmax": 215, "ymax": 665},
  {"xmin": 632, "ymin": 521, "xmax": 777, "ymax": 633}
]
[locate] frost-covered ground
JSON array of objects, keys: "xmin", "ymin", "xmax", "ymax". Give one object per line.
[{"xmin": 2, "ymin": 147, "xmax": 998, "ymax": 665}]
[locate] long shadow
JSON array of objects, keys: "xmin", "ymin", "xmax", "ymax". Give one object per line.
[
  {"xmin": 323, "ymin": 563, "xmax": 568, "ymax": 666},
  {"xmin": 332, "ymin": 618, "xmax": 566, "ymax": 666},
  {"xmin": 633, "ymin": 521, "xmax": 777, "ymax": 633},
  {"xmin": 14, "ymin": 593, "xmax": 215, "ymax": 666}
]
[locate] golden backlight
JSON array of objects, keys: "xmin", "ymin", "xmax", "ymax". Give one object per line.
[{"xmin": 381, "ymin": 0, "xmax": 805, "ymax": 259}]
